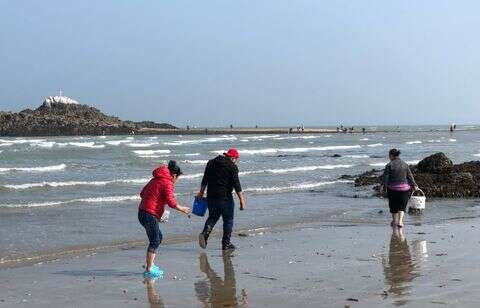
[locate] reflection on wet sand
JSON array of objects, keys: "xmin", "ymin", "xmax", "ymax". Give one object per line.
[
  {"xmin": 144, "ymin": 278, "xmax": 165, "ymax": 308},
  {"xmin": 382, "ymin": 228, "xmax": 421, "ymax": 306},
  {"xmin": 195, "ymin": 252, "xmax": 248, "ymax": 307}
]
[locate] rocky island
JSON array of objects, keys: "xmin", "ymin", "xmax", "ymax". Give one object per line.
[
  {"xmin": 0, "ymin": 96, "xmax": 176, "ymax": 136},
  {"xmin": 353, "ymin": 152, "xmax": 480, "ymax": 198}
]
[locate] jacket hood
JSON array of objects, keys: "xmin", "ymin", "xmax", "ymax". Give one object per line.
[{"xmin": 152, "ymin": 165, "xmax": 173, "ymax": 180}]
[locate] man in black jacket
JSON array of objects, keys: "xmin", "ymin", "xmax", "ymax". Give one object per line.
[{"xmin": 197, "ymin": 148, "xmax": 246, "ymax": 250}]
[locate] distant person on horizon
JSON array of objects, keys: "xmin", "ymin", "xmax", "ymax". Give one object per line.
[
  {"xmin": 380, "ymin": 149, "xmax": 418, "ymax": 228},
  {"xmin": 197, "ymin": 148, "xmax": 246, "ymax": 250},
  {"xmin": 138, "ymin": 160, "xmax": 191, "ymax": 278}
]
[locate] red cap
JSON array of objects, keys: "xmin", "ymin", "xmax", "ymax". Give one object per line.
[{"xmin": 224, "ymin": 148, "xmax": 240, "ymax": 159}]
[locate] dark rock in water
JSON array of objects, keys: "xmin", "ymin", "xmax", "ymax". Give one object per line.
[
  {"xmin": 354, "ymin": 169, "xmax": 382, "ymax": 187},
  {"xmin": 340, "ymin": 174, "xmax": 356, "ymax": 180},
  {"xmin": 0, "ymin": 96, "xmax": 176, "ymax": 136},
  {"xmin": 417, "ymin": 152, "xmax": 453, "ymax": 174},
  {"xmin": 351, "ymin": 152, "xmax": 480, "ymax": 199},
  {"xmin": 331, "ymin": 154, "xmax": 342, "ymax": 158}
]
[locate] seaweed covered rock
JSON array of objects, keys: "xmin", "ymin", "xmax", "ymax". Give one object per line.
[{"xmin": 417, "ymin": 152, "xmax": 453, "ymax": 174}]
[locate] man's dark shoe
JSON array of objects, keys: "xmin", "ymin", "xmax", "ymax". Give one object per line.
[
  {"xmin": 222, "ymin": 242, "xmax": 236, "ymax": 250},
  {"xmin": 199, "ymin": 233, "xmax": 208, "ymax": 249}
]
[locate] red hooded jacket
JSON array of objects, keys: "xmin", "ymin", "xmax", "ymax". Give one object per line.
[{"xmin": 138, "ymin": 165, "xmax": 178, "ymax": 219}]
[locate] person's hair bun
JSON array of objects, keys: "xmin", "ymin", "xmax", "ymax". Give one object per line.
[
  {"xmin": 168, "ymin": 160, "xmax": 177, "ymax": 169},
  {"xmin": 168, "ymin": 160, "xmax": 182, "ymax": 176},
  {"xmin": 389, "ymin": 148, "xmax": 401, "ymax": 157}
]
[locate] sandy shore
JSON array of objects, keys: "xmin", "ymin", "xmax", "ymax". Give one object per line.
[{"xmin": 2, "ymin": 218, "xmax": 480, "ymax": 307}]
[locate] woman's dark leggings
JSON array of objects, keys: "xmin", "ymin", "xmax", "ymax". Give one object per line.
[{"xmin": 138, "ymin": 210, "xmax": 163, "ymax": 253}]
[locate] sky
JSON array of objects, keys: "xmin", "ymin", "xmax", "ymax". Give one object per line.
[{"xmin": 1, "ymin": 0, "xmax": 480, "ymax": 127}]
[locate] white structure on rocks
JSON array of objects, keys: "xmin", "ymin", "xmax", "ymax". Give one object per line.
[{"xmin": 43, "ymin": 95, "xmax": 80, "ymax": 107}]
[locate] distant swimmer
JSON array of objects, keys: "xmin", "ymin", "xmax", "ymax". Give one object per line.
[
  {"xmin": 138, "ymin": 161, "xmax": 191, "ymax": 278},
  {"xmin": 380, "ymin": 149, "xmax": 419, "ymax": 228},
  {"xmin": 197, "ymin": 148, "xmax": 246, "ymax": 251}
]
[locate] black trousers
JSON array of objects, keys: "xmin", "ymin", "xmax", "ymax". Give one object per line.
[{"xmin": 202, "ymin": 198, "xmax": 235, "ymax": 244}]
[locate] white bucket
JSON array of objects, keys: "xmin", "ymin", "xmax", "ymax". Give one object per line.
[{"xmin": 409, "ymin": 189, "xmax": 426, "ymax": 210}]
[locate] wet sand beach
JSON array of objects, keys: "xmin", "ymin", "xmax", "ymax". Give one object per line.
[{"xmin": 2, "ymin": 218, "xmax": 480, "ymax": 307}]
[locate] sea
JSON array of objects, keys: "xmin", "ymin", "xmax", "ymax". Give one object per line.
[{"xmin": 1, "ymin": 126, "xmax": 480, "ymax": 267}]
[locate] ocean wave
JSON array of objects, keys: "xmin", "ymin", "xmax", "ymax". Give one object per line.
[
  {"xmin": 105, "ymin": 139, "xmax": 132, "ymax": 146},
  {"xmin": 182, "ymin": 173, "xmax": 204, "ymax": 179},
  {"xmin": 474, "ymin": 154, "xmax": 480, "ymax": 157},
  {"xmin": 359, "ymin": 138, "xmax": 370, "ymax": 141},
  {"xmin": 406, "ymin": 141, "xmax": 422, "ymax": 144},
  {"xmin": 182, "ymin": 160, "xmax": 209, "ymax": 164},
  {"xmin": 0, "ymin": 138, "xmax": 45, "ymax": 144},
  {"xmin": 184, "ymin": 153, "xmax": 200, "ymax": 156},
  {"xmin": 366, "ymin": 143, "xmax": 383, "ymax": 147},
  {"xmin": 369, "ymin": 160, "xmax": 419, "ymax": 167},
  {"xmin": 0, "ymin": 164, "xmax": 66, "ymax": 173},
  {"xmin": 244, "ymin": 135, "xmax": 281, "ymax": 140},
  {"xmin": 449, "ymin": 139, "xmax": 457, "ymax": 142},
  {"xmin": 68, "ymin": 142, "xmax": 105, "ymax": 149},
  {"xmin": 406, "ymin": 160, "xmax": 420, "ymax": 165},
  {"xmin": 133, "ymin": 150, "xmax": 171, "ymax": 155},
  {"xmin": 274, "ymin": 135, "xmax": 318, "ymax": 140},
  {"xmin": 212, "ymin": 145, "xmax": 362, "ymax": 155},
  {"xmin": 0, "ymin": 143, "xmax": 13, "ymax": 147},
  {"xmin": 2, "ymin": 178, "xmax": 151, "ymax": 190},
  {"xmin": 266, "ymin": 165, "xmax": 354, "ymax": 173},
  {"xmin": 164, "ymin": 136, "xmax": 237, "ymax": 146},
  {"xmin": 369, "ymin": 162, "xmax": 387, "ymax": 167},
  {"xmin": 0, "ymin": 195, "xmax": 141, "ymax": 208},
  {"xmin": 126, "ymin": 143, "xmax": 159, "ymax": 148},
  {"xmin": 244, "ymin": 180, "xmax": 353, "ymax": 193},
  {"xmin": 344, "ymin": 155, "xmax": 369, "ymax": 158}
]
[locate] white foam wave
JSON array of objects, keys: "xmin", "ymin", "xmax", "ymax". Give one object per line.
[
  {"xmin": 244, "ymin": 180, "xmax": 353, "ymax": 193},
  {"xmin": 0, "ymin": 143, "xmax": 13, "ymax": 147},
  {"xmin": 359, "ymin": 138, "xmax": 370, "ymax": 141},
  {"xmin": 164, "ymin": 136, "xmax": 237, "ymax": 146},
  {"xmin": 182, "ymin": 160, "xmax": 209, "ymax": 164},
  {"xmin": 3, "ymin": 178, "xmax": 153, "ymax": 190},
  {"xmin": 274, "ymin": 135, "xmax": 319, "ymax": 140},
  {"xmin": 105, "ymin": 139, "xmax": 132, "ymax": 146},
  {"xmin": 181, "ymin": 173, "xmax": 204, "ymax": 179},
  {"xmin": 406, "ymin": 141, "xmax": 422, "ymax": 144},
  {"xmin": 133, "ymin": 150, "xmax": 171, "ymax": 155},
  {"xmin": 245, "ymin": 135, "xmax": 280, "ymax": 140},
  {"xmin": 449, "ymin": 139, "xmax": 457, "ymax": 142},
  {"xmin": 0, "ymin": 164, "xmax": 66, "ymax": 173},
  {"xmin": 126, "ymin": 143, "xmax": 158, "ymax": 148},
  {"xmin": 369, "ymin": 162, "xmax": 387, "ymax": 167},
  {"xmin": 184, "ymin": 153, "xmax": 200, "ymax": 156},
  {"xmin": 406, "ymin": 160, "xmax": 420, "ymax": 165},
  {"xmin": 68, "ymin": 142, "xmax": 105, "ymax": 149},
  {"xmin": 266, "ymin": 165, "xmax": 354, "ymax": 174},
  {"xmin": 344, "ymin": 155, "xmax": 370, "ymax": 158},
  {"xmin": 0, "ymin": 138, "xmax": 45, "ymax": 144},
  {"xmin": 474, "ymin": 154, "xmax": 480, "ymax": 157},
  {"xmin": 137, "ymin": 155, "xmax": 167, "ymax": 159},
  {"xmin": 212, "ymin": 145, "xmax": 362, "ymax": 155},
  {"xmin": 0, "ymin": 195, "xmax": 141, "ymax": 208},
  {"xmin": 367, "ymin": 143, "xmax": 383, "ymax": 147}
]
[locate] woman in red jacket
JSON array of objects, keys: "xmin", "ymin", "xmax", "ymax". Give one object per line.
[{"xmin": 138, "ymin": 160, "xmax": 191, "ymax": 278}]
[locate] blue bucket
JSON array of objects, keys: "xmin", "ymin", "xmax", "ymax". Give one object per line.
[{"xmin": 192, "ymin": 197, "xmax": 208, "ymax": 217}]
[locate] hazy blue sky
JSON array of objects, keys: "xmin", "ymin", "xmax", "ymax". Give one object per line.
[{"xmin": 1, "ymin": 1, "xmax": 479, "ymax": 127}]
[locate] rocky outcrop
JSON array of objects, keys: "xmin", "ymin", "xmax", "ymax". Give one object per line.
[
  {"xmin": 417, "ymin": 152, "xmax": 453, "ymax": 174},
  {"xmin": 0, "ymin": 97, "xmax": 176, "ymax": 136},
  {"xmin": 353, "ymin": 153, "xmax": 480, "ymax": 198}
]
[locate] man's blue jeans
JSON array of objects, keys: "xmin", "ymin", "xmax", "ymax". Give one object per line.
[{"xmin": 202, "ymin": 197, "xmax": 235, "ymax": 244}]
